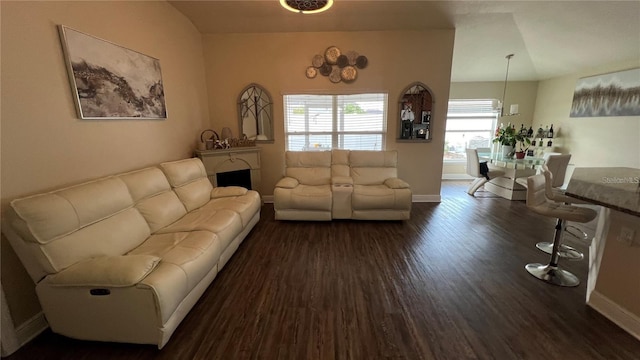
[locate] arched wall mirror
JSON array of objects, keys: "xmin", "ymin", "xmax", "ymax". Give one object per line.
[
  {"xmin": 238, "ymin": 83, "xmax": 274, "ymax": 142},
  {"xmin": 398, "ymin": 82, "xmax": 433, "ymax": 142}
]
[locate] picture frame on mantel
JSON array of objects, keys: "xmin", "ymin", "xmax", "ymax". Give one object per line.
[
  {"xmin": 570, "ymin": 67, "xmax": 640, "ymax": 117},
  {"xmin": 58, "ymin": 25, "xmax": 167, "ymax": 120}
]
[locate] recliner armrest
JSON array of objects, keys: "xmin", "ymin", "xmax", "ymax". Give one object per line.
[
  {"xmin": 384, "ymin": 178, "xmax": 410, "ymax": 189},
  {"xmin": 275, "ymin": 177, "xmax": 299, "ymax": 189},
  {"xmin": 211, "ymin": 186, "xmax": 248, "ymax": 198},
  {"xmin": 46, "ymin": 255, "xmax": 161, "ymax": 287},
  {"xmin": 332, "ymin": 176, "xmax": 353, "ymax": 186}
]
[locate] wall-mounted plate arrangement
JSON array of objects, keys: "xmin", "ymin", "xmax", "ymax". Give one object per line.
[{"xmin": 307, "ymin": 46, "xmax": 368, "ymax": 83}]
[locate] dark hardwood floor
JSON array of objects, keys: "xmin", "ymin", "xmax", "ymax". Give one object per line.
[{"xmin": 7, "ymin": 182, "xmax": 640, "ymax": 359}]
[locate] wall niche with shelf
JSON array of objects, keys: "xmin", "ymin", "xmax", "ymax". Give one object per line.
[{"xmin": 397, "ymin": 82, "xmax": 434, "ymax": 142}]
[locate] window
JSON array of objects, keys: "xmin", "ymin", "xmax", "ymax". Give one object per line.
[
  {"xmin": 443, "ymin": 100, "xmax": 498, "ymax": 161},
  {"xmin": 283, "ymin": 93, "xmax": 387, "ymax": 151}
]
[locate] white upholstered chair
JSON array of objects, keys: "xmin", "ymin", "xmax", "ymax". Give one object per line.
[
  {"xmin": 524, "ymin": 174, "xmax": 597, "ymax": 287},
  {"xmin": 515, "ymin": 153, "xmax": 571, "ymax": 190},
  {"xmin": 465, "ymin": 148, "xmax": 505, "ymax": 196}
]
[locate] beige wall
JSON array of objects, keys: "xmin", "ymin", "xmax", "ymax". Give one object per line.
[
  {"xmin": 444, "ymin": 81, "xmax": 539, "ymax": 176},
  {"xmin": 1, "ymin": 1, "xmax": 209, "ymax": 327},
  {"xmin": 533, "ymin": 59, "xmax": 640, "ymax": 168},
  {"xmin": 202, "ymin": 30, "xmax": 455, "ymax": 198}
]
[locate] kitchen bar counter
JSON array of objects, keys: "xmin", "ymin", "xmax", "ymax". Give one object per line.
[
  {"xmin": 565, "ymin": 167, "xmax": 640, "ymax": 217},
  {"xmin": 565, "ymin": 167, "xmax": 640, "ymax": 340}
]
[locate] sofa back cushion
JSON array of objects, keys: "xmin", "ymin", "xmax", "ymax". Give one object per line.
[
  {"xmin": 8, "ymin": 177, "xmax": 151, "ymax": 277},
  {"xmin": 285, "ymin": 151, "xmax": 331, "ymax": 186},
  {"xmin": 350, "ymin": 150, "xmax": 398, "ymax": 185},
  {"xmin": 119, "ymin": 167, "xmax": 187, "ymax": 233},
  {"xmin": 160, "ymin": 158, "xmax": 213, "ymax": 212},
  {"xmin": 331, "ymin": 149, "xmax": 350, "ymax": 177}
]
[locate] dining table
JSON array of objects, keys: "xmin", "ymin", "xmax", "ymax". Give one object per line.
[{"xmin": 477, "ymin": 152, "xmax": 546, "ymax": 200}]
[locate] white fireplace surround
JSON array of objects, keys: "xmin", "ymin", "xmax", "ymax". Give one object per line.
[{"xmin": 195, "ymin": 147, "xmax": 261, "ymax": 193}]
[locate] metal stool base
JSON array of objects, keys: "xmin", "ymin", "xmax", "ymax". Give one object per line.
[
  {"xmin": 525, "ymin": 263, "xmax": 580, "ymax": 287},
  {"xmin": 536, "ymin": 242, "xmax": 584, "ymax": 261}
]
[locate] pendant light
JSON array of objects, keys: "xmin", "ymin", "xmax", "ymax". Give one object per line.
[{"xmin": 500, "ymin": 54, "xmax": 519, "ymax": 117}]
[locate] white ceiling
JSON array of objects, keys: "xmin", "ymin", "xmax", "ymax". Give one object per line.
[{"xmin": 169, "ymin": 0, "xmax": 640, "ymax": 82}]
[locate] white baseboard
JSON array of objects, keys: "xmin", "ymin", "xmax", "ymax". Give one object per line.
[
  {"xmin": 588, "ymin": 291, "xmax": 640, "ymax": 341},
  {"xmin": 16, "ymin": 312, "xmax": 48, "ymax": 348}
]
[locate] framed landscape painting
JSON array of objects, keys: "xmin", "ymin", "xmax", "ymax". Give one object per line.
[
  {"xmin": 570, "ymin": 67, "xmax": 640, "ymax": 117},
  {"xmin": 58, "ymin": 25, "xmax": 167, "ymax": 119}
]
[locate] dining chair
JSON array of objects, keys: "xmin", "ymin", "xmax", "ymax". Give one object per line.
[
  {"xmin": 524, "ymin": 173, "xmax": 597, "ymax": 286},
  {"xmin": 465, "ymin": 148, "xmax": 505, "ymax": 196},
  {"xmin": 515, "ymin": 154, "xmax": 571, "ymax": 191}
]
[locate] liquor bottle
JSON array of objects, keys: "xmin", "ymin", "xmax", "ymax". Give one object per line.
[
  {"xmin": 532, "ymin": 139, "xmax": 536, "ymax": 146},
  {"xmin": 544, "ymin": 125, "xmax": 549, "ymax": 138},
  {"xmin": 537, "ymin": 125, "xmax": 544, "ymax": 138},
  {"xmin": 527, "ymin": 126, "xmax": 533, "ymax": 137},
  {"xmin": 548, "ymin": 124, "xmax": 554, "ymax": 138},
  {"xmin": 519, "ymin": 124, "xmax": 525, "ymax": 135},
  {"xmin": 547, "ymin": 139, "xmax": 553, "ymax": 147}
]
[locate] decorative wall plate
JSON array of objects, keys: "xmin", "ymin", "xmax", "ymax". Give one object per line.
[
  {"xmin": 346, "ymin": 51, "xmax": 359, "ymax": 65},
  {"xmin": 336, "ymin": 54, "xmax": 349, "ymax": 68},
  {"xmin": 356, "ymin": 55, "xmax": 368, "ymax": 69},
  {"xmin": 306, "ymin": 66, "xmax": 317, "ymax": 79},
  {"xmin": 329, "ymin": 67, "xmax": 342, "ymax": 83},
  {"xmin": 340, "ymin": 66, "xmax": 357, "ymax": 82},
  {"xmin": 312, "ymin": 54, "xmax": 324, "ymax": 68},
  {"xmin": 319, "ymin": 63, "xmax": 332, "ymax": 76},
  {"xmin": 324, "ymin": 46, "xmax": 341, "ymax": 65}
]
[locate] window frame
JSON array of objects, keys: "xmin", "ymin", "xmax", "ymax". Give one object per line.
[
  {"xmin": 443, "ymin": 99, "xmax": 499, "ymax": 163},
  {"xmin": 283, "ymin": 93, "xmax": 388, "ymax": 151}
]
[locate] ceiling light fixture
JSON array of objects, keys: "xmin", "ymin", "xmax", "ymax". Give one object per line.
[
  {"xmin": 279, "ymin": 0, "xmax": 334, "ymax": 14},
  {"xmin": 499, "ymin": 53, "xmax": 519, "ymax": 117}
]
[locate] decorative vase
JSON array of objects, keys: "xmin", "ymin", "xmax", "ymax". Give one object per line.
[
  {"xmin": 501, "ymin": 145, "xmax": 514, "ymax": 158},
  {"xmin": 515, "ymin": 151, "xmax": 526, "ymax": 159}
]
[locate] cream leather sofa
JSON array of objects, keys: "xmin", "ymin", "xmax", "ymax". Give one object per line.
[
  {"xmin": 274, "ymin": 150, "xmax": 411, "ymax": 220},
  {"xmin": 2, "ymin": 158, "xmax": 261, "ymax": 349}
]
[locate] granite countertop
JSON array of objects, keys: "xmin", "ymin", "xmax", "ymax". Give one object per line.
[{"xmin": 565, "ymin": 167, "xmax": 640, "ymax": 217}]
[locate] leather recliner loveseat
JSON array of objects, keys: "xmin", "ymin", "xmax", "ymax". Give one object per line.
[
  {"xmin": 2, "ymin": 158, "xmax": 261, "ymax": 348},
  {"xmin": 274, "ymin": 150, "xmax": 411, "ymax": 220}
]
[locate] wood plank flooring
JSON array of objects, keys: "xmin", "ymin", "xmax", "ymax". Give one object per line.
[{"xmin": 7, "ymin": 182, "xmax": 640, "ymax": 359}]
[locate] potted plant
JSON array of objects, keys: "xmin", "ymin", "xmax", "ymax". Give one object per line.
[{"xmin": 493, "ymin": 123, "xmax": 530, "ymax": 158}]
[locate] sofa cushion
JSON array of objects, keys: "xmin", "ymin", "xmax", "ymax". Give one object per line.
[
  {"xmin": 119, "ymin": 168, "xmax": 187, "ymax": 233},
  {"xmin": 129, "ymin": 231, "xmax": 223, "ymax": 295},
  {"xmin": 155, "ymin": 208, "xmax": 243, "ymax": 250},
  {"xmin": 211, "ymin": 186, "xmax": 248, "ymax": 198},
  {"xmin": 352, "ymin": 185, "xmax": 412, "ymax": 210},
  {"xmin": 285, "ymin": 151, "xmax": 331, "ymax": 185},
  {"xmin": 204, "ymin": 191, "xmax": 262, "ymax": 227},
  {"xmin": 47, "ymin": 255, "xmax": 160, "ymax": 287},
  {"xmin": 160, "ymin": 159, "xmax": 213, "ymax": 211},
  {"xmin": 350, "ymin": 150, "xmax": 398, "ymax": 185},
  {"xmin": 331, "ymin": 149, "xmax": 350, "ymax": 177},
  {"xmin": 9, "ymin": 177, "xmax": 151, "ymax": 274},
  {"xmin": 275, "ymin": 184, "xmax": 332, "ymax": 211}
]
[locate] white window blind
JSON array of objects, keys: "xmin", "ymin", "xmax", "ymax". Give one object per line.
[
  {"xmin": 444, "ymin": 99, "xmax": 499, "ymax": 161},
  {"xmin": 283, "ymin": 93, "xmax": 387, "ymax": 151}
]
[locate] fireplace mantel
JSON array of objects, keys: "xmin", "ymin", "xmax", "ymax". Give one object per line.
[{"xmin": 195, "ymin": 147, "xmax": 261, "ymax": 193}]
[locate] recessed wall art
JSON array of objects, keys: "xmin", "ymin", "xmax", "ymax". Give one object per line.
[
  {"xmin": 570, "ymin": 67, "xmax": 640, "ymax": 117},
  {"xmin": 58, "ymin": 25, "xmax": 167, "ymax": 119},
  {"xmin": 306, "ymin": 46, "xmax": 368, "ymax": 83}
]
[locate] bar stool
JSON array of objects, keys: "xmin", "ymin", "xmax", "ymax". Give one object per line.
[
  {"xmin": 535, "ymin": 165, "xmax": 590, "ymax": 261},
  {"xmin": 524, "ymin": 174, "xmax": 597, "ymax": 287}
]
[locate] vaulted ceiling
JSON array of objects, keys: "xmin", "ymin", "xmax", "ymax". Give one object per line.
[{"xmin": 169, "ymin": 1, "xmax": 640, "ymax": 82}]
